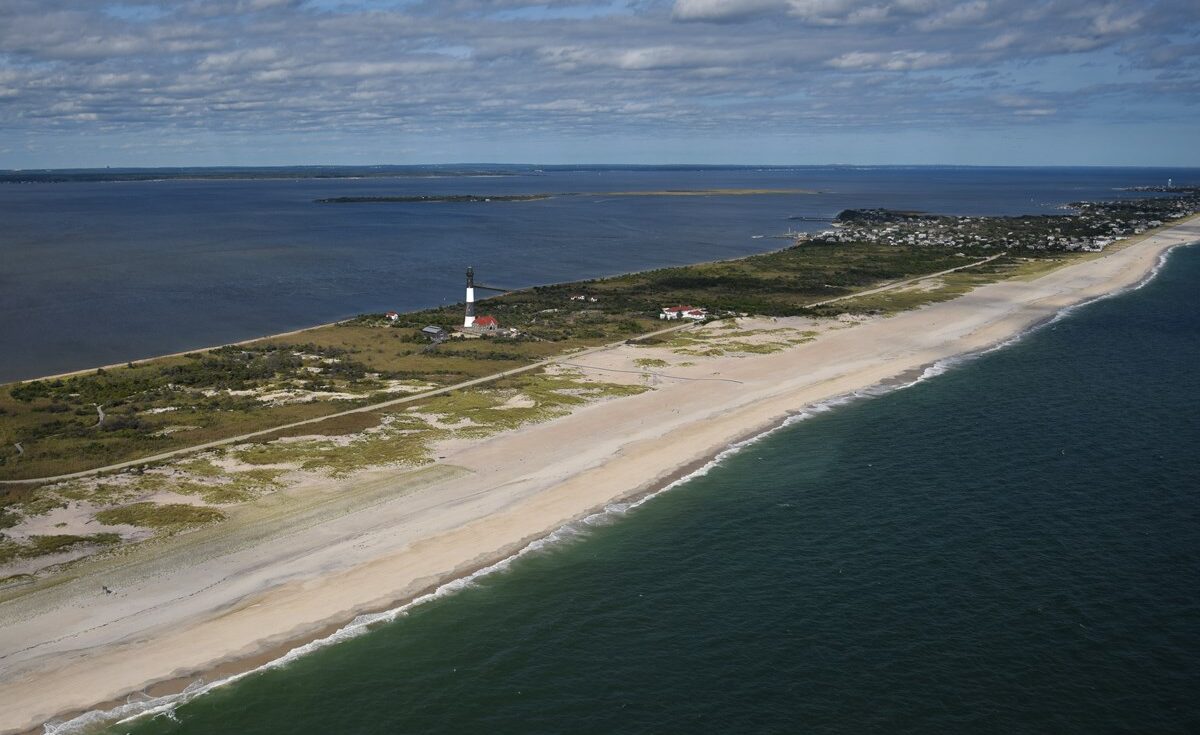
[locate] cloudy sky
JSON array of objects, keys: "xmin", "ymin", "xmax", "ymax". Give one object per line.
[{"xmin": 1, "ymin": 0, "xmax": 1198, "ymax": 167}]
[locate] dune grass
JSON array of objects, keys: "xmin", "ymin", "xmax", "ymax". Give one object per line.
[
  {"xmin": 0, "ymin": 532, "xmax": 122, "ymax": 564},
  {"xmin": 94, "ymin": 503, "xmax": 225, "ymax": 531}
]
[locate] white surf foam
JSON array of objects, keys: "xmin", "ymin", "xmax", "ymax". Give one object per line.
[
  {"xmin": 34, "ymin": 359, "xmax": 1022, "ymax": 734},
  {"xmin": 43, "ymin": 399, "xmax": 855, "ymax": 733}
]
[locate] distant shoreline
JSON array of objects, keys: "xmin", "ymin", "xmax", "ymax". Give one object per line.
[
  {"xmin": 316, "ymin": 194, "xmax": 553, "ymax": 203},
  {"xmin": 315, "ymin": 188, "xmax": 818, "ymax": 203},
  {"xmin": 0, "ymin": 171, "xmax": 522, "ymax": 184}
]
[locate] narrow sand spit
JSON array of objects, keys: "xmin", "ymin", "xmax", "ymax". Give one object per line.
[{"xmin": 0, "ymin": 217, "xmax": 1197, "ymax": 734}]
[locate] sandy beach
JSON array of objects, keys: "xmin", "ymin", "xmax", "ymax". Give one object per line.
[{"xmin": 1, "ymin": 216, "xmax": 1197, "ymax": 734}]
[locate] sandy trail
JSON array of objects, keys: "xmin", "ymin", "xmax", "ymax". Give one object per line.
[{"xmin": 0, "ymin": 217, "xmax": 1197, "ymax": 734}]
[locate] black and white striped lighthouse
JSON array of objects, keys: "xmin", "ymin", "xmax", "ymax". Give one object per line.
[{"xmin": 464, "ymin": 266, "xmax": 476, "ymax": 328}]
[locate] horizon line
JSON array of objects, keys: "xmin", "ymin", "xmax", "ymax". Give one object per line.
[{"xmin": 4, "ymin": 162, "xmax": 1200, "ymax": 173}]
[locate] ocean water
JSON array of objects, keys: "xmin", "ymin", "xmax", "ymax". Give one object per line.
[
  {"xmin": 100, "ymin": 243, "xmax": 1200, "ymax": 734},
  {"xmin": 3, "ymin": 165, "xmax": 1197, "ymax": 382}
]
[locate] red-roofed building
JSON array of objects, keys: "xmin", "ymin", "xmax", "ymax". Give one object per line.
[
  {"xmin": 385, "ymin": 311, "xmax": 399, "ymax": 321},
  {"xmin": 474, "ymin": 315, "xmax": 499, "ymax": 330},
  {"xmin": 659, "ymin": 305, "xmax": 708, "ymax": 320}
]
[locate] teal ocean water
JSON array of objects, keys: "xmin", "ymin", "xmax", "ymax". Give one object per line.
[{"xmin": 105, "ymin": 245, "xmax": 1200, "ymax": 734}]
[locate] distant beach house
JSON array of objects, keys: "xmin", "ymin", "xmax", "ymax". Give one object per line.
[
  {"xmin": 385, "ymin": 311, "xmax": 399, "ymax": 321},
  {"xmin": 659, "ymin": 305, "xmax": 708, "ymax": 320},
  {"xmin": 421, "ymin": 325, "xmax": 447, "ymax": 340}
]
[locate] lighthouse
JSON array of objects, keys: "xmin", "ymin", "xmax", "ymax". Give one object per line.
[{"xmin": 464, "ymin": 266, "xmax": 476, "ymax": 328}]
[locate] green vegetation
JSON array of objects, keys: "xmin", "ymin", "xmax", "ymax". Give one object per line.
[
  {"xmin": 0, "ymin": 357, "xmax": 648, "ymax": 571},
  {"xmin": 177, "ymin": 459, "xmax": 224, "ymax": 477},
  {"xmin": 0, "ymin": 507, "xmax": 19, "ymax": 529},
  {"xmin": 420, "ymin": 371, "xmax": 646, "ymax": 438},
  {"xmin": 229, "ymin": 369, "xmax": 645, "ymax": 476},
  {"xmin": 94, "ymin": 503, "xmax": 226, "ymax": 531},
  {"xmin": 234, "ymin": 423, "xmax": 445, "ymax": 477},
  {"xmin": 639, "ymin": 327, "xmax": 819, "ymax": 356},
  {"xmin": 572, "ymin": 241, "xmax": 977, "ymax": 318},
  {"xmin": 171, "ymin": 468, "xmax": 288, "ymax": 504},
  {"xmin": 0, "ymin": 333, "xmax": 578, "ymax": 480},
  {"xmin": 51, "ymin": 478, "xmax": 144, "ymax": 507},
  {"xmin": 818, "ymin": 256, "xmax": 1023, "ymax": 314},
  {"xmin": 0, "ymin": 533, "xmax": 121, "ymax": 565}
]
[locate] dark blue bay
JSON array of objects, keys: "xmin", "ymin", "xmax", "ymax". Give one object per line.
[{"xmin": 112, "ymin": 243, "xmax": 1200, "ymax": 734}]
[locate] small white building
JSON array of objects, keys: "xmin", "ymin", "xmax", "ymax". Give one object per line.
[{"xmin": 659, "ymin": 305, "xmax": 708, "ymax": 321}]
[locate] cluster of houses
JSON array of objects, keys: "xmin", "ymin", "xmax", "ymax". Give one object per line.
[
  {"xmin": 813, "ymin": 194, "xmax": 1200, "ymax": 253},
  {"xmin": 814, "ymin": 218, "xmax": 1123, "ymax": 253}
]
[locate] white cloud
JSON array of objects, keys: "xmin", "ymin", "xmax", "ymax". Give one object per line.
[
  {"xmin": 672, "ymin": 0, "xmax": 788, "ymax": 22},
  {"xmin": 198, "ymin": 47, "xmax": 283, "ymax": 71},
  {"xmin": 827, "ymin": 49, "xmax": 952, "ymax": 70},
  {"xmin": 981, "ymin": 31, "xmax": 1019, "ymax": 51},
  {"xmin": 916, "ymin": 0, "xmax": 990, "ymax": 30},
  {"xmin": 306, "ymin": 59, "xmax": 469, "ymax": 76},
  {"xmin": 787, "ymin": 0, "xmax": 887, "ymax": 25},
  {"xmin": 539, "ymin": 44, "xmax": 745, "ymax": 71}
]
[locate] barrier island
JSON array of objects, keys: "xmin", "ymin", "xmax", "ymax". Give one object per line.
[
  {"xmin": 1, "ymin": 188, "xmax": 1199, "ymax": 734},
  {"xmin": 1, "ymin": 187, "xmax": 1197, "ymax": 560}
]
